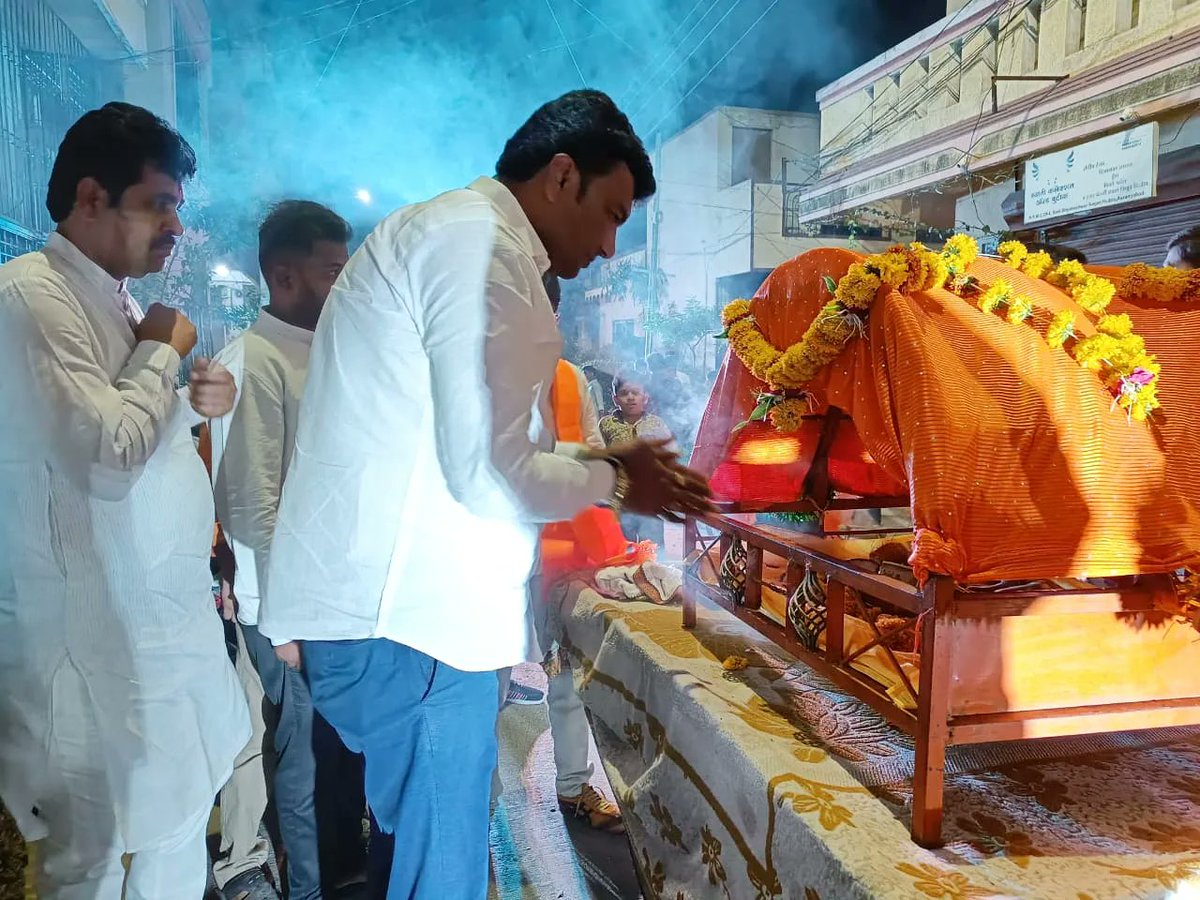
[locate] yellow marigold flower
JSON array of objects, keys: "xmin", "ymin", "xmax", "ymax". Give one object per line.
[
  {"xmin": 998, "ymin": 240, "xmax": 1028, "ymax": 269},
  {"xmin": 1073, "ymin": 277, "xmax": 1116, "ymax": 315},
  {"xmin": 872, "ymin": 254, "xmax": 909, "ymax": 289},
  {"xmin": 1096, "ymin": 313, "xmax": 1133, "ymax": 337},
  {"xmin": 768, "ymin": 398, "xmax": 808, "ymax": 433},
  {"xmin": 1006, "ymin": 295, "xmax": 1034, "ymax": 324},
  {"xmin": 942, "ymin": 234, "xmax": 979, "ymax": 272},
  {"xmin": 1022, "ymin": 251, "xmax": 1054, "ymax": 280},
  {"xmin": 1046, "ymin": 310, "xmax": 1076, "ymax": 349},
  {"xmin": 722, "ymin": 298, "xmax": 753, "ymax": 327},
  {"xmin": 926, "ymin": 255, "xmax": 951, "ymax": 291},
  {"xmin": 1047, "ymin": 259, "xmax": 1088, "ymax": 289},
  {"xmin": 1072, "ymin": 333, "xmax": 1117, "ymax": 371},
  {"xmin": 835, "ymin": 264, "xmax": 882, "ymax": 310},
  {"xmin": 978, "ymin": 280, "xmax": 1012, "ymax": 315},
  {"xmin": 722, "ymin": 655, "xmax": 749, "ymax": 672}
]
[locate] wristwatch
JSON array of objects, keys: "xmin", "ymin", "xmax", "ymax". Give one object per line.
[{"xmin": 602, "ymin": 457, "xmax": 630, "ymax": 512}]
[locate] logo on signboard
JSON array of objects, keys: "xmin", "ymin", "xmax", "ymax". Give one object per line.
[
  {"xmin": 1066, "ymin": 151, "xmax": 1075, "ymax": 171},
  {"xmin": 1031, "ymin": 161, "xmax": 1040, "ymax": 180}
]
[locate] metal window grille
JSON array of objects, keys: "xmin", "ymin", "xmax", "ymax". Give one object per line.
[{"xmin": 0, "ymin": 0, "xmax": 116, "ymax": 240}]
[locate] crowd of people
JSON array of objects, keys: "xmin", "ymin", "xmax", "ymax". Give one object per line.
[
  {"xmin": 0, "ymin": 90, "xmax": 713, "ymax": 900},
  {"xmin": 0, "ymin": 82, "xmax": 1196, "ymax": 900}
]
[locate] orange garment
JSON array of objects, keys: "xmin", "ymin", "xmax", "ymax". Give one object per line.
[
  {"xmin": 196, "ymin": 423, "xmax": 221, "ymax": 554},
  {"xmin": 541, "ymin": 360, "xmax": 651, "ymax": 580},
  {"xmin": 691, "ymin": 247, "xmax": 1200, "ymax": 584}
]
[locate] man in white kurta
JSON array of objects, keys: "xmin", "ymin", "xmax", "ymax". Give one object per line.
[
  {"xmin": 0, "ymin": 102, "xmax": 249, "ymax": 899},
  {"xmin": 261, "ymin": 90, "xmax": 710, "ymax": 900}
]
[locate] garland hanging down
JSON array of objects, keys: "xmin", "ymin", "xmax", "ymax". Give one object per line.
[{"xmin": 722, "ymin": 234, "xmax": 1164, "ymax": 431}]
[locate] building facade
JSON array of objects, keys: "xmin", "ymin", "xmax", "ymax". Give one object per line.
[
  {"xmin": 796, "ymin": 0, "xmax": 1200, "ymax": 264},
  {"xmin": 0, "ymin": 0, "xmax": 211, "ymax": 262},
  {"xmin": 570, "ymin": 106, "xmax": 896, "ymax": 373}
]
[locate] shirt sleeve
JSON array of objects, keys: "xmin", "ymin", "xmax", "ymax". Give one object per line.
[
  {"xmin": 0, "ymin": 272, "xmax": 181, "ymax": 499},
  {"xmin": 214, "ymin": 362, "xmax": 284, "ymax": 602},
  {"xmin": 409, "ymin": 215, "xmax": 615, "ymax": 523}
]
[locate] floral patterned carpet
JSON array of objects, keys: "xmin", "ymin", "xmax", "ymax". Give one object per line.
[{"xmin": 555, "ymin": 587, "xmax": 1200, "ymax": 899}]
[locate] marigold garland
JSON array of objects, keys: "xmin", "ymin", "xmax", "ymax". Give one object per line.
[
  {"xmin": 767, "ymin": 398, "xmax": 808, "ymax": 433},
  {"xmin": 994, "ymin": 238, "xmax": 1161, "ymax": 422},
  {"xmin": 720, "ymin": 232, "xmax": 1162, "ymax": 430},
  {"xmin": 1119, "ymin": 263, "xmax": 1200, "ymax": 304}
]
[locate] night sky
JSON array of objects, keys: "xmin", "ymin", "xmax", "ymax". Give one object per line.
[{"xmin": 205, "ymin": 0, "xmax": 946, "ymax": 208}]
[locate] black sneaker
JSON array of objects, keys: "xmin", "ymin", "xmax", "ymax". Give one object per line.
[{"xmin": 221, "ymin": 866, "xmax": 280, "ymax": 900}]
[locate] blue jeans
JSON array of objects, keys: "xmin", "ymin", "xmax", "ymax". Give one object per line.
[
  {"xmin": 303, "ymin": 639, "xmax": 498, "ymax": 900},
  {"xmin": 242, "ymin": 623, "xmax": 322, "ymax": 900}
]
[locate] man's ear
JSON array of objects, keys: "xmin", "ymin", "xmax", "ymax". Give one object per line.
[{"xmin": 74, "ymin": 177, "xmax": 110, "ymax": 220}]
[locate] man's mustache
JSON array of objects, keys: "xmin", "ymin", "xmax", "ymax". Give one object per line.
[{"xmin": 153, "ymin": 238, "xmax": 176, "ymax": 252}]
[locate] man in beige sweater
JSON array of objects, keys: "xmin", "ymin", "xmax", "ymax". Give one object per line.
[{"xmin": 210, "ymin": 200, "xmax": 364, "ymax": 900}]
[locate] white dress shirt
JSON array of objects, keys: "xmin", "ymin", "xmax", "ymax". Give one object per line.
[
  {"xmin": 261, "ymin": 177, "xmax": 615, "ymax": 671},
  {"xmin": 210, "ymin": 311, "xmax": 313, "ymax": 626},
  {"xmin": 0, "ymin": 232, "xmax": 249, "ymax": 849}
]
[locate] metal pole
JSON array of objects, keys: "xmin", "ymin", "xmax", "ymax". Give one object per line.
[{"xmin": 646, "ymin": 130, "xmax": 663, "ymax": 359}]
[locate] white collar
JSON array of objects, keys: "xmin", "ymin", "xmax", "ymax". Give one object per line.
[
  {"xmin": 467, "ymin": 177, "xmax": 551, "ymax": 276},
  {"xmin": 252, "ymin": 309, "xmax": 315, "ymax": 346},
  {"xmin": 44, "ymin": 231, "xmax": 127, "ymax": 299}
]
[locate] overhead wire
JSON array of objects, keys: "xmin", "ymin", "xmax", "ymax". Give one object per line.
[
  {"xmin": 627, "ymin": 0, "xmax": 752, "ymax": 122},
  {"xmin": 620, "ymin": 0, "xmax": 722, "ymax": 107},
  {"xmin": 313, "ymin": 0, "xmax": 365, "ymax": 91},
  {"xmin": 544, "ymin": 0, "xmax": 588, "ymax": 85},
  {"xmin": 818, "ymin": 0, "xmax": 1035, "ymax": 171},
  {"xmin": 566, "ymin": 0, "xmax": 639, "ymax": 54},
  {"xmin": 815, "ymin": 0, "xmax": 979, "ymax": 157}
]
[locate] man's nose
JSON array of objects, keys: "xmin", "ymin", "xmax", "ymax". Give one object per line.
[{"xmin": 167, "ymin": 209, "xmax": 184, "ymax": 236}]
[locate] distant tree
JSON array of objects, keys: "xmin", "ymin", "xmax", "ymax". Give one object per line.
[
  {"xmin": 643, "ymin": 297, "xmax": 713, "ymax": 372},
  {"xmin": 129, "ymin": 190, "xmax": 259, "ymax": 381}
]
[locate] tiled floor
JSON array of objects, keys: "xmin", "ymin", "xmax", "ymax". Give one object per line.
[
  {"xmin": 489, "ymin": 663, "xmax": 641, "ymax": 900},
  {"xmin": 3, "ymin": 663, "xmax": 641, "ymax": 900}
]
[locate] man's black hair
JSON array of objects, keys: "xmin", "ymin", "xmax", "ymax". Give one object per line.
[
  {"xmin": 258, "ymin": 200, "xmax": 351, "ymax": 278},
  {"xmin": 46, "ymin": 102, "xmax": 197, "ymax": 223},
  {"xmin": 1167, "ymin": 226, "xmax": 1200, "ymax": 266},
  {"xmin": 1025, "ymin": 241, "xmax": 1088, "ymax": 265},
  {"xmin": 496, "ymin": 90, "xmax": 655, "ymax": 201}
]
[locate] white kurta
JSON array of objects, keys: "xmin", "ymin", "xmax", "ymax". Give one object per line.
[
  {"xmin": 261, "ymin": 177, "xmax": 616, "ymax": 671},
  {"xmin": 0, "ymin": 233, "xmax": 249, "ymax": 851}
]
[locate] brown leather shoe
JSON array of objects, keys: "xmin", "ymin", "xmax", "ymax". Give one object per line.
[{"xmin": 558, "ymin": 784, "xmax": 626, "ymax": 834}]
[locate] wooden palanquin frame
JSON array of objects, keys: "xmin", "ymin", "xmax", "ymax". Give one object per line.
[{"xmin": 683, "ymin": 410, "xmax": 1200, "ymax": 847}]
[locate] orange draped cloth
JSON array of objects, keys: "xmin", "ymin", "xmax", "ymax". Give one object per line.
[
  {"xmin": 541, "ymin": 360, "xmax": 651, "ymax": 579},
  {"xmin": 691, "ymin": 247, "xmax": 1200, "ymax": 584}
]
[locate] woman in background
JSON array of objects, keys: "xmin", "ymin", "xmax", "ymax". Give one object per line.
[{"xmin": 599, "ymin": 372, "xmax": 675, "ymax": 547}]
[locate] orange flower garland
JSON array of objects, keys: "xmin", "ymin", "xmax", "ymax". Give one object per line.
[{"xmin": 1118, "ymin": 263, "xmax": 1200, "ymax": 304}]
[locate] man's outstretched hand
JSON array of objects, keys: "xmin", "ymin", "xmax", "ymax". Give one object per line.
[
  {"xmin": 607, "ymin": 439, "xmax": 714, "ymax": 521},
  {"xmin": 189, "ymin": 358, "xmax": 237, "ymax": 418}
]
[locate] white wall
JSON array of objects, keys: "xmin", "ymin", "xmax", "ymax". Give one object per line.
[{"xmin": 954, "ymin": 177, "xmax": 1015, "ymax": 237}]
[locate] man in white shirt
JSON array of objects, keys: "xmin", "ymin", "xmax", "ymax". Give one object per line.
[
  {"xmin": 261, "ymin": 89, "xmax": 711, "ymax": 899},
  {"xmin": 0, "ymin": 102, "xmax": 247, "ymax": 899},
  {"xmin": 210, "ymin": 200, "xmax": 368, "ymax": 900}
]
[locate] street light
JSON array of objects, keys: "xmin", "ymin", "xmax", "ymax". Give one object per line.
[
  {"xmin": 213, "ymin": 263, "xmax": 231, "ymax": 278},
  {"xmin": 355, "ymin": 189, "xmax": 372, "ymax": 205}
]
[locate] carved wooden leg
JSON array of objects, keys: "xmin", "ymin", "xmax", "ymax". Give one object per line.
[
  {"xmin": 912, "ymin": 576, "xmax": 954, "ymax": 848},
  {"xmin": 744, "ymin": 545, "xmax": 763, "ymax": 610},
  {"xmin": 825, "ymin": 580, "xmax": 846, "ymax": 664},
  {"xmin": 682, "ymin": 586, "xmax": 697, "ymax": 630}
]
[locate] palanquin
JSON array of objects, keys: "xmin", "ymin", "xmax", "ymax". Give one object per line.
[{"xmin": 681, "ymin": 244, "xmax": 1200, "ymax": 846}]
